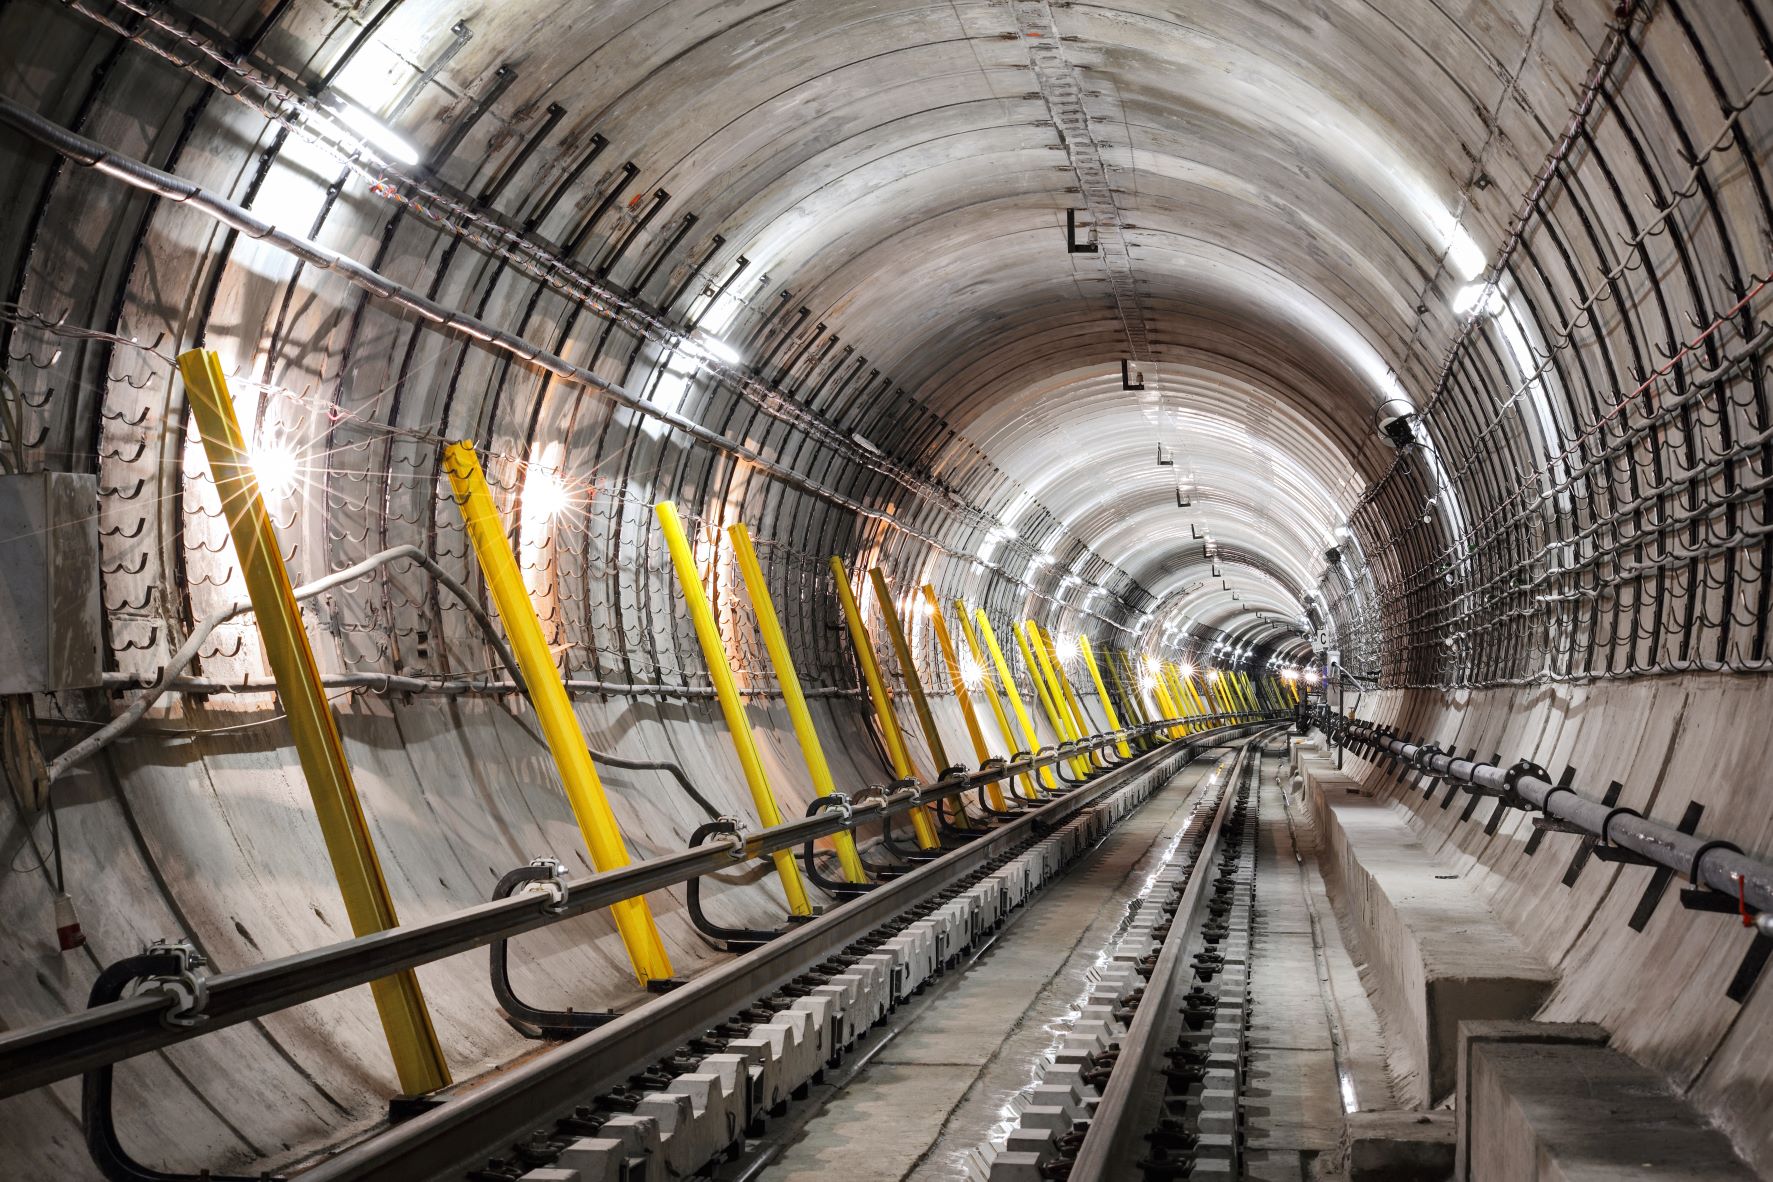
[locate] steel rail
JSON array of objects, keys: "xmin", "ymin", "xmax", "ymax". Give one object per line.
[
  {"xmin": 0, "ymin": 713, "xmax": 1274, "ymax": 1098},
  {"xmin": 1066, "ymin": 732, "xmax": 1272, "ymax": 1179},
  {"xmin": 299, "ymin": 723, "xmax": 1271, "ymax": 1180},
  {"xmin": 1322, "ymin": 711, "xmax": 1773, "ymax": 916}
]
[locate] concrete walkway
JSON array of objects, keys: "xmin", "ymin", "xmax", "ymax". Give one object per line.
[{"xmin": 764, "ymin": 756, "xmax": 1228, "ymax": 1181}]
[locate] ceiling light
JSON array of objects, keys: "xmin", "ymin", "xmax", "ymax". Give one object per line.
[
  {"xmin": 331, "ymin": 102, "xmax": 420, "ymax": 165},
  {"xmin": 523, "ymin": 467, "xmax": 571, "ymax": 522},
  {"xmin": 1446, "ymin": 224, "xmax": 1486, "ymax": 282},
  {"xmin": 692, "ymin": 331, "xmax": 742, "ymax": 365},
  {"xmin": 250, "ymin": 442, "xmax": 299, "ymax": 498},
  {"xmin": 1451, "ymin": 281, "xmax": 1503, "ymax": 318}
]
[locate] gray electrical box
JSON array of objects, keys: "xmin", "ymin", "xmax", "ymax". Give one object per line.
[{"xmin": 0, "ymin": 472, "xmax": 103, "ymax": 693}]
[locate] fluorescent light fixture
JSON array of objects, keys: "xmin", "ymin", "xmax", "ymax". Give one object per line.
[
  {"xmin": 691, "ymin": 331, "xmax": 742, "ymax": 365},
  {"xmin": 1446, "ymin": 224, "xmax": 1486, "ymax": 282},
  {"xmin": 1451, "ymin": 281, "xmax": 1503, "ymax": 318},
  {"xmin": 331, "ymin": 102, "xmax": 420, "ymax": 165}
]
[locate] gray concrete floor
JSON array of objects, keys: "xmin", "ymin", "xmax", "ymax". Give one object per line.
[{"xmin": 763, "ymin": 756, "xmax": 1229, "ymax": 1181}]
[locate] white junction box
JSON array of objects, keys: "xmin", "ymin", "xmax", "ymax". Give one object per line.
[{"xmin": 0, "ymin": 472, "xmax": 103, "ymax": 693}]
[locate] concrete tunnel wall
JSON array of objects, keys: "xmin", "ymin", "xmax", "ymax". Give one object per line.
[
  {"xmin": 1345, "ymin": 678, "xmax": 1773, "ymax": 1174},
  {"xmin": 3, "ymin": 0, "xmax": 1773, "ymax": 1176}
]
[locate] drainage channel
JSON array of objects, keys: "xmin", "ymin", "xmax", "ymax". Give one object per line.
[{"xmin": 301, "ymin": 729, "xmax": 1272, "ymax": 1182}]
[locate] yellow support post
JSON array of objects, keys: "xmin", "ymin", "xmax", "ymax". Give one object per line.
[
  {"xmin": 1077, "ymin": 637, "xmax": 1130, "ymax": 758},
  {"xmin": 1041, "ymin": 627, "xmax": 1101, "ymax": 764},
  {"xmin": 729, "ymin": 524, "xmax": 866, "ymax": 884},
  {"xmin": 1146, "ymin": 660, "xmax": 1183, "ymax": 738},
  {"xmin": 921, "ymin": 587, "xmax": 1004, "ymax": 811},
  {"xmin": 180, "ymin": 348, "xmax": 450, "ymax": 1096},
  {"xmin": 1119, "ymin": 651, "xmax": 1153, "ymax": 726},
  {"xmin": 955, "ymin": 601, "xmax": 1039, "ymax": 801},
  {"xmin": 1159, "ymin": 665, "xmax": 1188, "ymax": 732},
  {"xmin": 1201, "ymin": 670, "xmax": 1228, "ymax": 716},
  {"xmin": 1179, "ymin": 667, "xmax": 1210, "ymax": 729},
  {"xmin": 975, "ymin": 611, "xmax": 1058, "ymax": 792},
  {"xmin": 656, "ymin": 502, "xmax": 811, "ymax": 916},
  {"xmin": 443, "ymin": 441, "xmax": 671, "ymax": 986},
  {"xmin": 1034, "ymin": 625, "xmax": 1098, "ymax": 770},
  {"xmin": 1019, "ymin": 621, "xmax": 1088, "ymax": 778},
  {"xmin": 1111, "ymin": 651, "xmax": 1150, "ymax": 727},
  {"xmin": 868, "ymin": 568, "xmax": 968, "ymax": 831},
  {"xmin": 831, "ymin": 558, "xmax": 941, "ymax": 849}
]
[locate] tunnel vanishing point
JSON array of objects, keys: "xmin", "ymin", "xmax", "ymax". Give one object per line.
[{"xmin": 2, "ymin": 1, "xmax": 1773, "ymax": 1179}]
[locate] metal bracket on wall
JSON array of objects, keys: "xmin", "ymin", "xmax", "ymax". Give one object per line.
[
  {"xmin": 685, "ymin": 819, "xmax": 791, "ymax": 952},
  {"xmin": 1066, "ymin": 207, "xmax": 1098, "ymax": 253},
  {"xmin": 489, "ymin": 860, "xmax": 616, "ymax": 1040},
  {"xmin": 82, "ymin": 945, "xmax": 280, "ymax": 1182}
]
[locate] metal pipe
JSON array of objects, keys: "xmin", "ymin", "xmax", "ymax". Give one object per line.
[
  {"xmin": 46, "ymin": 544, "xmax": 522, "ymax": 782},
  {"xmin": 99, "ymin": 673, "xmax": 860, "ymax": 701},
  {"xmin": 1325, "ymin": 712, "xmax": 1773, "ymax": 916},
  {"xmin": 0, "ymin": 715, "xmax": 1270, "ymax": 1099}
]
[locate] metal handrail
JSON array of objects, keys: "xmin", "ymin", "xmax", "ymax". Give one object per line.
[{"xmin": 0, "ymin": 711, "xmax": 1276, "ymax": 1098}]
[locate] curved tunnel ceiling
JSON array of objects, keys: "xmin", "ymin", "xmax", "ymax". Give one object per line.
[
  {"xmin": 226, "ymin": 0, "xmax": 1516, "ymax": 659},
  {"xmin": 1, "ymin": 0, "xmax": 1758, "ymax": 691}
]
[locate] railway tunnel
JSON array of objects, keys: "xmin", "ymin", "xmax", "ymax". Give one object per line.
[{"xmin": 2, "ymin": 0, "xmax": 1772, "ymax": 1177}]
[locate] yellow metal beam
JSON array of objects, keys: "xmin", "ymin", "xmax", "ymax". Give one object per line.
[
  {"xmin": 974, "ymin": 611, "xmax": 1057, "ymax": 792},
  {"xmin": 180, "ymin": 349, "xmax": 450, "ymax": 1095},
  {"xmin": 1110, "ymin": 650, "xmax": 1149, "ymax": 727},
  {"xmin": 954, "ymin": 601, "xmax": 1039, "ymax": 801},
  {"xmin": 1033, "ymin": 625, "xmax": 1098, "ymax": 770},
  {"xmin": 830, "ymin": 557, "xmax": 941, "ymax": 848},
  {"xmin": 1077, "ymin": 637, "xmax": 1130, "ymax": 757},
  {"xmin": 656, "ymin": 502, "xmax": 811, "ymax": 915},
  {"xmin": 1147, "ymin": 660, "xmax": 1183, "ymax": 737},
  {"xmin": 921, "ymin": 587, "xmax": 1003, "ymax": 811},
  {"xmin": 729, "ymin": 523, "xmax": 866, "ymax": 884},
  {"xmin": 443, "ymin": 441, "xmax": 672, "ymax": 986},
  {"xmin": 1018, "ymin": 621, "xmax": 1088, "ymax": 778},
  {"xmin": 1041, "ymin": 627, "xmax": 1101, "ymax": 765},
  {"xmin": 868, "ymin": 568, "xmax": 968, "ymax": 831}
]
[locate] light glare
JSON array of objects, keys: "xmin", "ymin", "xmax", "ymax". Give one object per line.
[
  {"xmin": 250, "ymin": 443, "xmax": 299, "ymax": 497},
  {"xmin": 331, "ymin": 102, "xmax": 420, "ymax": 165}
]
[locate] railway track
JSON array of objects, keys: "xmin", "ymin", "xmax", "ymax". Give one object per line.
[{"xmin": 292, "ymin": 723, "xmax": 1281, "ymax": 1182}]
